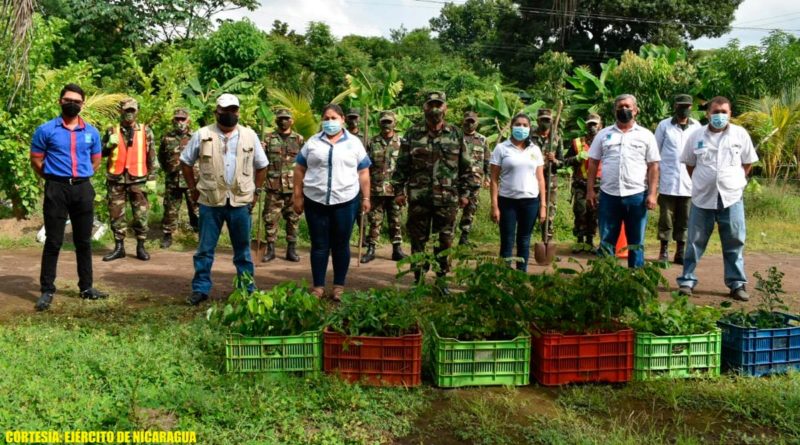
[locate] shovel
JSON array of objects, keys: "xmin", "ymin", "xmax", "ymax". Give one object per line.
[
  {"xmin": 250, "ymin": 189, "xmax": 265, "ymax": 264},
  {"xmin": 534, "ymin": 101, "xmax": 563, "ymax": 265}
]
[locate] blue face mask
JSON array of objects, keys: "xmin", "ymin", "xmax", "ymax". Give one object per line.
[
  {"xmin": 322, "ymin": 120, "xmax": 342, "ymax": 136},
  {"xmin": 710, "ymin": 113, "xmax": 729, "ymax": 130},
  {"xmin": 511, "ymin": 126, "xmax": 530, "ymax": 141}
]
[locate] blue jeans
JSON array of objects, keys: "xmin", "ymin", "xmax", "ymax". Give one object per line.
[
  {"xmin": 498, "ymin": 196, "xmax": 540, "ymax": 272},
  {"xmin": 677, "ymin": 197, "xmax": 747, "ymax": 291},
  {"xmin": 305, "ymin": 195, "xmax": 360, "ymax": 287},
  {"xmin": 598, "ymin": 191, "xmax": 648, "ymax": 268},
  {"xmin": 192, "ymin": 203, "xmax": 254, "ymax": 294}
]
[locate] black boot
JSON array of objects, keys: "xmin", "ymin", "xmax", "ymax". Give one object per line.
[
  {"xmin": 160, "ymin": 233, "xmax": 172, "ymax": 249},
  {"xmin": 136, "ymin": 239, "xmax": 150, "ymax": 261},
  {"xmin": 285, "ymin": 242, "xmax": 300, "ymax": 262},
  {"xmin": 458, "ymin": 231, "xmax": 469, "ymax": 246},
  {"xmin": 361, "ymin": 244, "xmax": 376, "ymax": 263},
  {"xmin": 674, "ymin": 242, "xmax": 685, "ymax": 265},
  {"xmin": 103, "ymin": 240, "xmax": 126, "ymax": 262},
  {"xmin": 585, "ymin": 236, "xmax": 595, "ymax": 253},
  {"xmin": 262, "ymin": 242, "xmax": 275, "ymax": 262},
  {"xmin": 658, "ymin": 240, "xmax": 669, "ymax": 261},
  {"xmin": 391, "ymin": 243, "xmax": 407, "ymax": 261}
]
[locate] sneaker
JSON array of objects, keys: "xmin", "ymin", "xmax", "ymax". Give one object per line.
[
  {"xmin": 187, "ymin": 291, "xmax": 209, "ymax": 306},
  {"xmin": 35, "ymin": 292, "xmax": 54, "ymax": 311},
  {"xmin": 80, "ymin": 288, "xmax": 108, "ymax": 300},
  {"xmin": 678, "ymin": 286, "xmax": 693, "ymax": 297},
  {"xmin": 730, "ymin": 286, "xmax": 750, "ymax": 302}
]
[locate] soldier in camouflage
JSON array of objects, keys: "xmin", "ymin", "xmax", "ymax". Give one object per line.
[
  {"xmin": 158, "ymin": 108, "xmax": 198, "ymax": 248},
  {"xmin": 531, "ymin": 108, "xmax": 563, "ymax": 243},
  {"xmin": 391, "ymin": 91, "xmax": 479, "ymax": 283},
  {"xmin": 101, "ymin": 98, "xmax": 157, "ymax": 261},
  {"xmin": 457, "ymin": 111, "xmax": 489, "ymax": 246},
  {"xmin": 361, "ymin": 111, "xmax": 407, "ymax": 263},
  {"xmin": 261, "ymin": 109, "xmax": 304, "ymax": 262},
  {"xmin": 564, "ymin": 113, "xmax": 602, "ymax": 253},
  {"xmin": 345, "ymin": 108, "xmax": 366, "ymax": 145}
]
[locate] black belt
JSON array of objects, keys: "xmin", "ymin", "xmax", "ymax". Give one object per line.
[{"xmin": 45, "ymin": 175, "xmax": 90, "ymax": 185}]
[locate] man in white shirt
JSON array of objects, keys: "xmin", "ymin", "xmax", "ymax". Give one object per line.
[
  {"xmin": 677, "ymin": 96, "xmax": 758, "ymax": 301},
  {"xmin": 587, "ymin": 94, "xmax": 660, "ymax": 268},
  {"xmin": 654, "ymin": 94, "xmax": 701, "ymax": 264}
]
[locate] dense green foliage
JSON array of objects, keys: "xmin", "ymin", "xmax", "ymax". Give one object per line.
[
  {"xmin": 627, "ymin": 293, "xmax": 722, "ymax": 336},
  {"xmin": 326, "ymin": 288, "xmax": 419, "ymax": 337},
  {"xmin": 721, "ymin": 266, "xmax": 795, "ymax": 329}
]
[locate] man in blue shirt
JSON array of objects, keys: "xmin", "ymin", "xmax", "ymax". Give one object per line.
[{"xmin": 30, "ymin": 83, "xmax": 108, "ymax": 311}]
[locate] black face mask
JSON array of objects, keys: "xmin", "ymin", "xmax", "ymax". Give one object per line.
[
  {"xmin": 675, "ymin": 107, "xmax": 692, "ymax": 119},
  {"xmin": 277, "ymin": 119, "xmax": 291, "ymax": 131},
  {"xmin": 616, "ymin": 108, "xmax": 633, "ymax": 124},
  {"xmin": 217, "ymin": 112, "xmax": 238, "ymax": 127},
  {"xmin": 426, "ymin": 107, "xmax": 444, "ymax": 124},
  {"xmin": 61, "ymin": 102, "xmax": 81, "ymax": 118},
  {"xmin": 587, "ymin": 125, "xmax": 599, "ymax": 136},
  {"xmin": 463, "ymin": 121, "xmax": 477, "ymax": 132},
  {"xmin": 538, "ymin": 121, "xmax": 552, "ymax": 131}
]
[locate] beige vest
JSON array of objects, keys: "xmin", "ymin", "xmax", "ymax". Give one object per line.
[{"xmin": 196, "ymin": 125, "xmax": 258, "ymax": 207}]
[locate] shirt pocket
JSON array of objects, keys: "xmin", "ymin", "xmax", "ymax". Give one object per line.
[
  {"xmin": 728, "ymin": 144, "xmax": 742, "ymax": 166},
  {"xmin": 199, "ymin": 137, "xmax": 215, "ymax": 178},
  {"xmin": 241, "ymin": 145, "xmax": 254, "ymax": 176}
]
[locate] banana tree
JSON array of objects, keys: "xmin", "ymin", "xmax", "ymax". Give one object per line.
[
  {"xmin": 182, "ymin": 73, "xmax": 252, "ymax": 127},
  {"xmin": 331, "ymin": 66, "xmax": 407, "ymax": 137},
  {"xmin": 468, "ymin": 84, "xmax": 545, "ymax": 145}
]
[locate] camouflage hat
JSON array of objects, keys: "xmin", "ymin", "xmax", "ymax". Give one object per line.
[
  {"xmin": 586, "ymin": 113, "xmax": 602, "ymax": 124},
  {"xmin": 275, "ymin": 108, "xmax": 292, "ymax": 118},
  {"xmin": 424, "ymin": 91, "xmax": 446, "ymax": 105},
  {"xmin": 463, "ymin": 111, "xmax": 478, "ymax": 121},
  {"xmin": 173, "ymin": 108, "xmax": 189, "ymax": 118},
  {"xmin": 537, "ymin": 108, "xmax": 552, "ymax": 119},
  {"xmin": 674, "ymin": 94, "xmax": 693, "ymax": 105},
  {"xmin": 346, "ymin": 108, "xmax": 361, "ymax": 117},
  {"xmin": 379, "ymin": 110, "xmax": 396, "ymax": 122},
  {"xmin": 120, "ymin": 98, "xmax": 139, "ymax": 111}
]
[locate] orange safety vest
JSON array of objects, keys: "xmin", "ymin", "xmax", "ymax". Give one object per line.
[
  {"xmin": 573, "ymin": 137, "xmax": 601, "ymax": 180},
  {"xmin": 108, "ymin": 125, "xmax": 148, "ymax": 177}
]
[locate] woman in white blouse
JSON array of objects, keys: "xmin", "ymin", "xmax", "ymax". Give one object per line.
[
  {"xmin": 489, "ymin": 113, "xmax": 547, "ymax": 272},
  {"xmin": 292, "ymin": 104, "xmax": 372, "ymax": 299}
]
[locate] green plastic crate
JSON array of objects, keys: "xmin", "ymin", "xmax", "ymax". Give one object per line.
[
  {"xmin": 225, "ymin": 331, "xmax": 322, "ymax": 374},
  {"xmin": 634, "ymin": 329, "xmax": 721, "ymax": 381},
  {"xmin": 431, "ymin": 325, "xmax": 530, "ymax": 388}
]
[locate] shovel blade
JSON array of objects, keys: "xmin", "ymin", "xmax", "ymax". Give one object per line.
[
  {"xmin": 545, "ymin": 242, "xmax": 556, "ymax": 263},
  {"xmin": 533, "ymin": 242, "xmax": 548, "ymax": 265}
]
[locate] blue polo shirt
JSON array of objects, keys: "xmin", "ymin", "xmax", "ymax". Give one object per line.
[{"xmin": 30, "ymin": 116, "xmax": 102, "ymax": 178}]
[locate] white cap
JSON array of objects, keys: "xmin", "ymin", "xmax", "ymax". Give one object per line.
[{"xmin": 216, "ymin": 93, "xmax": 240, "ymax": 108}]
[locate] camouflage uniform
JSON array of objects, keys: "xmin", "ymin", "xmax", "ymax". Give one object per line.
[
  {"xmin": 102, "ymin": 119, "xmax": 156, "ymax": 242},
  {"xmin": 564, "ymin": 136, "xmax": 599, "ymax": 238},
  {"xmin": 458, "ymin": 111, "xmax": 489, "ymax": 240},
  {"xmin": 391, "ymin": 92, "xmax": 480, "ymax": 275},
  {"xmin": 366, "ymin": 131, "xmax": 403, "ymax": 246},
  {"xmin": 159, "ymin": 123, "xmax": 198, "ymax": 235},
  {"xmin": 531, "ymin": 109, "xmax": 563, "ymax": 243},
  {"xmin": 261, "ymin": 129, "xmax": 304, "ymax": 243}
]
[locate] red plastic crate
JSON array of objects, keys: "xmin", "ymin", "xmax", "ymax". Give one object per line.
[
  {"xmin": 323, "ymin": 327, "xmax": 422, "ymax": 387},
  {"xmin": 532, "ymin": 325, "xmax": 634, "ymax": 386}
]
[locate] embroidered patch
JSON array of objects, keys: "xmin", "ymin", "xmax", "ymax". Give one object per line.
[{"xmin": 84, "ymin": 134, "xmax": 93, "ymax": 144}]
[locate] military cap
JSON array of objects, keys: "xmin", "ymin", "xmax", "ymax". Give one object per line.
[
  {"xmin": 346, "ymin": 108, "xmax": 361, "ymax": 117},
  {"xmin": 586, "ymin": 113, "xmax": 602, "ymax": 124},
  {"xmin": 424, "ymin": 91, "xmax": 446, "ymax": 104},
  {"xmin": 276, "ymin": 108, "xmax": 292, "ymax": 118},
  {"xmin": 379, "ymin": 110, "xmax": 396, "ymax": 122},
  {"xmin": 173, "ymin": 108, "xmax": 189, "ymax": 118},
  {"xmin": 120, "ymin": 98, "xmax": 139, "ymax": 111},
  {"xmin": 674, "ymin": 94, "xmax": 693, "ymax": 105},
  {"xmin": 463, "ymin": 111, "xmax": 478, "ymax": 121},
  {"xmin": 537, "ymin": 108, "xmax": 552, "ymax": 119}
]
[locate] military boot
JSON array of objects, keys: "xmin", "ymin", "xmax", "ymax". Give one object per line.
[
  {"xmin": 285, "ymin": 242, "xmax": 300, "ymax": 262},
  {"xmin": 160, "ymin": 233, "xmax": 172, "ymax": 249},
  {"xmin": 136, "ymin": 239, "xmax": 150, "ymax": 261},
  {"xmin": 458, "ymin": 231, "xmax": 469, "ymax": 246},
  {"xmin": 103, "ymin": 240, "xmax": 126, "ymax": 262},
  {"xmin": 262, "ymin": 242, "xmax": 276, "ymax": 262},
  {"xmin": 658, "ymin": 240, "xmax": 669, "ymax": 261},
  {"xmin": 391, "ymin": 243, "xmax": 407, "ymax": 261},
  {"xmin": 585, "ymin": 236, "xmax": 595, "ymax": 253},
  {"xmin": 674, "ymin": 241, "xmax": 686, "ymax": 265},
  {"xmin": 361, "ymin": 244, "xmax": 376, "ymax": 263}
]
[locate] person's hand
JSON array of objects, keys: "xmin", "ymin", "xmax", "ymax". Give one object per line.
[
  {"xmin": 361, "ymin": 198, "xmax": 371, "ymax": 214},
  {"xmin": 293, "ymin": 194, "xmax": 304, "ymax": 215},
  {"xmin": 107, "ymin": 133, "xmax": 119, "ymax": 148},
  {"xmin": 539, "ymin": 204, "xmax": 547, "ymax": 223},
  {"xmin": 459, "ymin": 197, "xmax": 469, "ymax": 208},
  {"xmin": 546, "ymin": 152, "xmax": 556, "ymax": 162},
  {"xmin": 250, "ymin": 193, "xmax": 259, "ymax": 211},
  {"xmin": 491, "ymin": 206, "xmax": 500, "ymax": 224},
  {"xmin": 395, "ymin": 194, "xmax": 407, "ymax": 207},
  {"xmin": 482, "ymin": 179, "xmax": 491, "ymax": 188},
  {"xmin": 577, "ymin": 150, "xmax": 589, "ymax": 161},
  {"xmin": 145, "ymin": 180, "xmax": 157, "ymax": 193},
  {"xmin": 586, "ymin": 188, "xmax": 598, "ymax": 209},
  {"xmin": 190, "ymin": 188, "xmax": 200, "ymax": 203},
  {"xmin": 646, "ymin": 192, "xmax": 658, "ymax": 210}
]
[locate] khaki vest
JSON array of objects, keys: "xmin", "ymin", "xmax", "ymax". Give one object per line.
[{"xmin": 195, "ymin": 125, "xmax": 258, "ymax": 207}]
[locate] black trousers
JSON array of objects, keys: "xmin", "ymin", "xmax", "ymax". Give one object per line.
[{"xmin": 40, "ymin": 179, "xmax": 95, "ymax": 293}]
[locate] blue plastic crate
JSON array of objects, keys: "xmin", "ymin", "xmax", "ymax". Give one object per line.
[{"xmin": 718, "ymin": 313, "xmax": 800, "ymax": 377}]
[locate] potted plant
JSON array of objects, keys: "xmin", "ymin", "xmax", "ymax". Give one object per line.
[
  {"xmin": 718, "ymin": 267, "xmax": 800, "ymax": 376},
  {"xmin": 324, "ymin": 288, "xmax": 422, "ymax": 387},
  {"xmin": 530, "ymin": 255, "xmax": 666, "ymax": 386},
  {"xmin": 425, "ymin": 255, "xmax": 533, "ymax": 388},
  {"xmin": 208, "ymin": 276, "xmax": 326, "ymax": 374},
  {"xmin": 627, "ymin": 294, "xmax": 722, "ymax": 380}
]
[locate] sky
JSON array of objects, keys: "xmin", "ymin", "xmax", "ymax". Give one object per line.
[{"xmin": 219, "ymin": 0, "xmax": 800, "ymax": 49}]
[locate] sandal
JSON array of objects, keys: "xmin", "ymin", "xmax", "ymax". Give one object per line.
[
  {"xmin": 331, "ymin": 286, "xmax": 345, "ymax": 302},
  {"xmin": 310, "ymin": 287, "xmax": 325, "ymax": 299}
]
